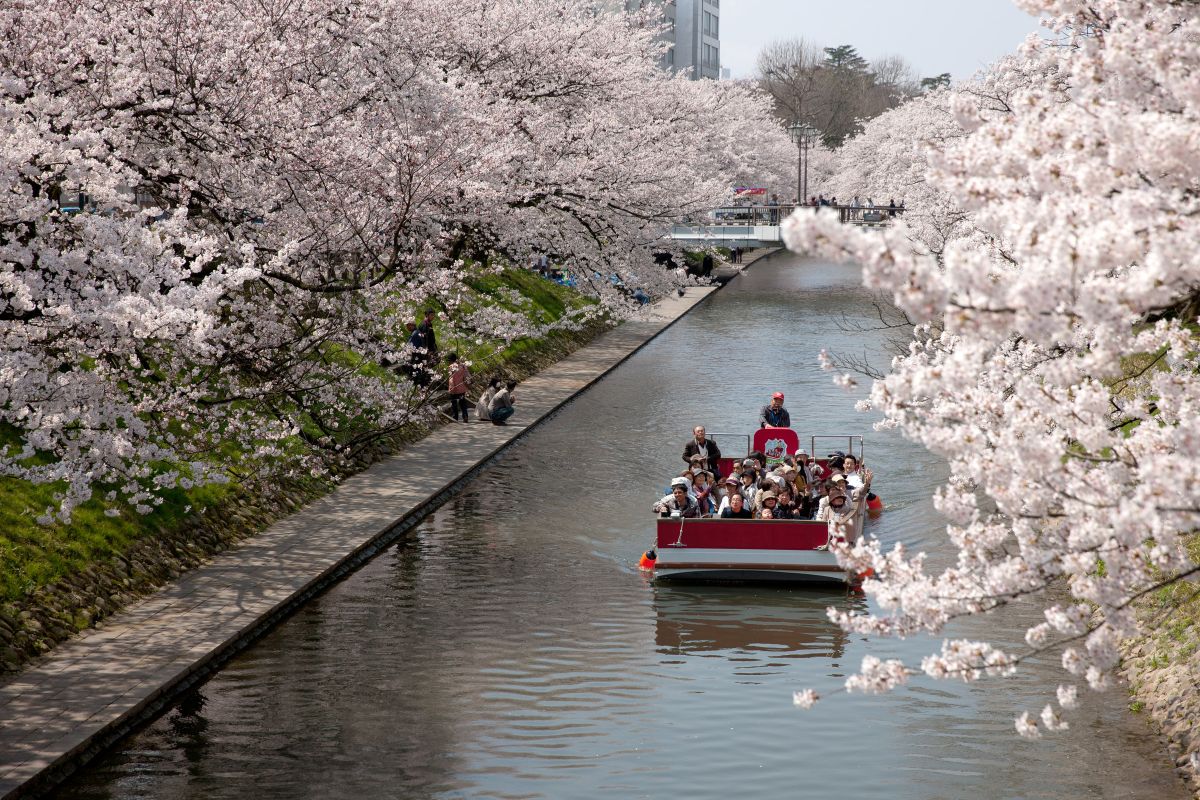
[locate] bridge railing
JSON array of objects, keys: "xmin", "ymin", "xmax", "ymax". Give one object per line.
[{"xmin": 704, "ymin": 204, "xmax": 906, "ymax": 227}]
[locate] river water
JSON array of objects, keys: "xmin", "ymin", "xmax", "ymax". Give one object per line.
[{"xmin": 53, "ymin": 255, "xmax": 1186, "ymax": 800}]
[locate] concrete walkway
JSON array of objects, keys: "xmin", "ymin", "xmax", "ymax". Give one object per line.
[{"xmin": 0, "ymin": 287, "xmax": 722, "ymax": 799}]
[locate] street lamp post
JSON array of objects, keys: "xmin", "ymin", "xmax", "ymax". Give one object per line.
[{"xmin": 787, "ymin": 121, "xmax": 818, "ymax": 206}]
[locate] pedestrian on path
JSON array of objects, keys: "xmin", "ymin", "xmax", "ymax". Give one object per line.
[
  {"xmin": 404, "ymin": 321, "xmax": 429, "ymax": 387},
  {"xmin": 489, "ymin": 381, "xmax": 518, "ymax": 425},
  {"xmin": 475, "ymin": 377, "xmax": 501, "ymax": 421},
  {"xmin": 446, "ymin": 353, "xmax": 470, "ymax": 422}
]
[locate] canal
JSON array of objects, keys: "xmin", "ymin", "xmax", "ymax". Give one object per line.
[{"xmin": 53, "ymin": 254, "xmax": 1186, "ymax": 799}]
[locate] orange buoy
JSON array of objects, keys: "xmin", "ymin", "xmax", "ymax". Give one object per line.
[
  {"xmin": 638, "ymin": 549, "xmax": 657, "ymax": 571},
  {"xmin": 866, "ymin": 493, "xmax": 884, "ymax": 511}
]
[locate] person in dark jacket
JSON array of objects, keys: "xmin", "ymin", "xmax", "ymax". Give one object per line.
[
  {"xmin": 759, "ymin": 391, "xmax": 791, "ymax": 428},
  {"xmin": 682, "ymin": 426, "xmax": 722, "ymax": 472},
  {"xmin": 720, "ymin": 492, "xmax": 752, "ymax": 519}
]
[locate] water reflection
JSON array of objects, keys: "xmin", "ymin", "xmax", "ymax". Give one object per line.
[{"xmin": 654, "ymin": 586, "xmax": 854, "ymax": 661}]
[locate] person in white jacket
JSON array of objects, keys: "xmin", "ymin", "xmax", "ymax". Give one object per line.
[
  {"xmin": 475, "ymin": 377, "xmax": 501, "ymax": 421},
  {"xmin": 816, "ymin": 469, "xmax": 873, "ymax": 546}
]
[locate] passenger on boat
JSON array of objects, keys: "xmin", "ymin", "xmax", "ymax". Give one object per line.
[
  {"xmin": 740, "ymin": 458, "xmax": 758, "ymax": 481},
  {"xmin": 758, "ymin": 491, "xmax": 779, "ymax": 518},
  {"xmin": 691, "ymin": 470, "xmax": 716, "ymax": 515},
  {"xmin": 654, "ymin": 477, "xmax": 701, "ymax": 518},
  {"xmin": 774, "ymin": 486, "xmax": 799, "ymax": 519},
  {"xmin": 755, "ymin": 477, "xmax": 782, "ymax": 514},
  {"xmin": 759, "ymin": 392, "xmax": 791, "ymax": 429},
  {"xmin": 817, "ymin": 469, "xmax": 873, "ymax": 544},
  {"xmin": 794, "ymin": 449, "xmax": 815, "ymax": 486},
  {"xmin": 682, "ymin": 426, "xmax": 722, "ymax": 474},
  {"xmin": 720, "ymin": 492, "xmax": 753, "ymax": 519},
  {"xmin": 715, "ymin": 476, "xmax": 740, "ymax": 515}
]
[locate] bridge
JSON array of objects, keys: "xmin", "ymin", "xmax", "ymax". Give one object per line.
[{"xmin": 669, "ymin": 204, "xmax": 903, "ymax": 248}]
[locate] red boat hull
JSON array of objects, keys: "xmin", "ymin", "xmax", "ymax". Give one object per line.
[{"xmin": 652, "ymin": 517, "xmax": 847, "ymax": 584}]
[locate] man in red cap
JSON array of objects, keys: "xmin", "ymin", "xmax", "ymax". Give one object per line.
[{"xmin": 759, "ymin": 391, "xmax": 791, "ymax": 428}]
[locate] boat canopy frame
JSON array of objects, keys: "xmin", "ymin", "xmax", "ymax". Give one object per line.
[{"xmin": 810, "ymin": 435, "xmax": 864, "ymax": 462}]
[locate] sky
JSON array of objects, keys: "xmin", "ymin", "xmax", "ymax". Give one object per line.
[{"xmin": 720, "ymin": 0, "xmax": 1042, "ymax": 82}]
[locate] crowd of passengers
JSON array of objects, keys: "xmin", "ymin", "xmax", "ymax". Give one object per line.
[{"xmin": 653, "ymin": 422, "xmax": 874, "ymax": 530}]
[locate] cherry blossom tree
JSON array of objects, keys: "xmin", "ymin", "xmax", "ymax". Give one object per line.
[
  {"xmin": 783, "ymin": 0, "xmax": 1200, "ymax": 738},
  {"xmin": 0, "ymin": 0, "xmax": 774, "ymax": 520}
]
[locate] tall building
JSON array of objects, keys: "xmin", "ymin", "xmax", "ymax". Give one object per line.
[
  {"xmin": 621, "ymin": 0, "xmax": 719, "ymax": 80},
  {"xmin": 672, "ymin": 0, "xmax": 720, "ymax": 80}
]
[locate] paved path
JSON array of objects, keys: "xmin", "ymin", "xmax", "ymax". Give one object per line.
[{"xmin": 0, "ymin": 286, "xmax": 722, "ymax": 799}]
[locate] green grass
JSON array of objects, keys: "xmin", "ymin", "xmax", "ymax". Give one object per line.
[
  {"xmin": 0, "ymin": 265, "xmax": 601, "ymax": 605},
  {"xmin": 0, "ymin": 477, "xmax": 231, "ymax": 602}
]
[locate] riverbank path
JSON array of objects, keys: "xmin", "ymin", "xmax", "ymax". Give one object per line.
[{"xmin": 0, "ymin": 258, "xmax": 769, "ymax": 799}]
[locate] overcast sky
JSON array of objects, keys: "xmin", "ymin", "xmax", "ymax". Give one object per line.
[{"xmin": 720, "ymin": 0, "xmax": 1041, "ymax": 82}]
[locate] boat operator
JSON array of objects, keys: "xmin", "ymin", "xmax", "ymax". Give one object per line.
[{"xmin": 759, "ymin": 391, "xmax": 790, "ymax": 428}]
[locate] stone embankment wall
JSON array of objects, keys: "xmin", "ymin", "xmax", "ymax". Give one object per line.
[
  {"xmin": 0, "ymin": 320, "xmax": 612, "ymax": 674},
  {"xmin": 1122, "ymin": 598, "xmax": 1200, "ymax": 797}
]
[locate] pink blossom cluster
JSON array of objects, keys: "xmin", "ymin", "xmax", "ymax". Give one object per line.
[
  {"xmin": 0, "ymin": 0, "xmax": 780, "ymax": 519},
  {"xmin": 784, "ymin": 0, "xmax": 1200, "ymax": 736}
]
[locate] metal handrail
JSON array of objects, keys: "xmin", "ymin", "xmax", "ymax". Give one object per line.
[
  {"xmin": 706, "ymin": 204, "xmax": 907, "ymax": 227},
  {"xmin": 702, "ymin": 432, "xmax": 751, "ymax": 459},
  {"xmin": 810, "ymin": 435, "xmax": 864, "ymax": 462}
]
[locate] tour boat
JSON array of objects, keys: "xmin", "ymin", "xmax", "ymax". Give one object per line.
[{"xmin": 640, "ymin": 429, "xmax": 879, "ymax": 585}]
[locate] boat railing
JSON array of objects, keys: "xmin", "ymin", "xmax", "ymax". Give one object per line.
[
  {"xmin": 810, "ymin": 435, "xmax": 864, "ymax": 462},
  {"xmin": 705, "ymin": 432, "xmax": 750, "ymax": 458}
]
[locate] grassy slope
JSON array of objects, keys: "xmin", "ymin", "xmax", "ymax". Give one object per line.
[{"xmin": 0, "ymin": 268, "xmax": 595, "ymax": 604}]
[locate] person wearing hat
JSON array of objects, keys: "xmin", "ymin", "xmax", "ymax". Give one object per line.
[
  {"xmin": 774, "ymin": 484, "xmax": 800, "ymax": 519},
  {"xmin": 759, "ymin": 391, "xmax": 791, "ymax": 429},
  {"xmin": 682, "ymin": 425, "xmax": 722, "ymax": 475},
  {"xmin": 716, "ymin": 475, "xmax": 743, "ymax": 515},
  {"xmin": 758, "ymin": 490, "xmax": 779, "ymax": 519},
  {"xmin": 815, "ymin": 468, "xmax": 873, "ymax": 544},
  {"xmin": 691, "ymin": 469, "xmax": 716, "ymax": 515},
  {"xmin": 794, "ymin": 448, "xmax": 815, "ymax": 485},
  {"xmin": 738, "ymin": 467, "xmax": 759, "ymax": 508},
  {"xmin": 653, "ymin": 476, "xmax": 701, "ymax": 518},
  {"xmin": 753, "ymin": 477, "xmax": 778, "ymax": 515}
]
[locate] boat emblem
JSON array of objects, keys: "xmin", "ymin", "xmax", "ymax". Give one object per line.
[{"xmin": 763, "ymin": 437, "xmax": 788, "ymax": 463}]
